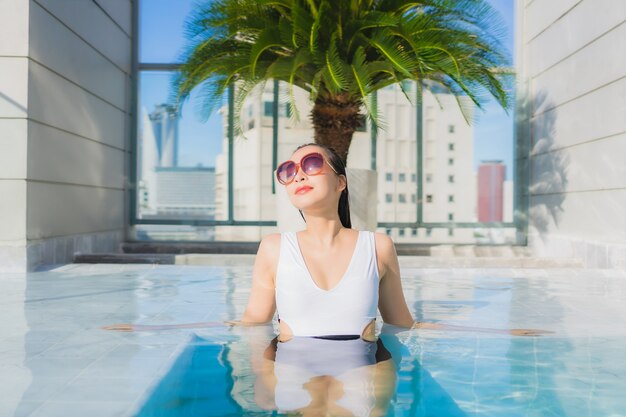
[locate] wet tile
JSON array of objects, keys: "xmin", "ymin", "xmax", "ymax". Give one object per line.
[
  {"xmin": 29, "ymin": 400, "xmax": 135, "ymax": 417},
  {"xmin": 0, "ymin": 400, "xmax": 43, "ymax": 417}
]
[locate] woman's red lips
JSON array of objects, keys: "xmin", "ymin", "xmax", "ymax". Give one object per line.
[{"xmin": 295, "ymin": 186, "xmax": 313, "ymax": 194}]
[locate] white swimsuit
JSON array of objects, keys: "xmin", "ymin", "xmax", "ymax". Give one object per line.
[
  {"xmin": 272, "ymin": 230, "xmax": 385, "ymax": 415},
  {"xmin": 274, "ymin": 230, "xmax": 380, "ymax": 337}
]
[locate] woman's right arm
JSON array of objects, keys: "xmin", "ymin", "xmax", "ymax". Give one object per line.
[
  {"xmin": 103, "ymin": 234, "xmax": 281, "ymax": 332},
  {"xmin": 226, "ymin": 233, "xmax": 280, "ymax": 326}
]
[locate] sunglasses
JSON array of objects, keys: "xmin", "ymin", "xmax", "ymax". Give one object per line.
[{"xmin": 275, "ymin": 152, "xmax": 338, "ymax": 185}]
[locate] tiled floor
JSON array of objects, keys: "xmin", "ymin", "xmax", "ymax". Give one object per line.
[{"xmin": 0, "ymin": 263, "xmax": 625, "ymax": 417}]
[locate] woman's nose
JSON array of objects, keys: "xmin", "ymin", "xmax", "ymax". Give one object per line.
[{"xmin": 294, "ymin": 164, "xmax": 307, "ymax": 181}]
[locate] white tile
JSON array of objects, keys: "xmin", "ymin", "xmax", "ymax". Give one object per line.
[
  {"xmin": 531, "ymin": 23, "xmax": 626, "ymax": 110},
  {"xmin": 0, "ymin": 119, "xmax": 27, "ymax": 179},
  {"xmin": 0, "ymin": 376, "xmax": 71, "ymax": 401},
  {"xmin": 93, "ymin": 0, "xmax": 132, "ymax": 36},
  {"xmin": 26, "ymin": 182, "xmax": 124, "ymax": 239},
  {"xmin": 529, "ymin": 189, "xmax": 626, "ymax": 243},
  {"xmin": 530, "ymin": 76, "xmax": 626, "ymax": 150},
  {"xmin": 528, "ymin": 0, "xmax": 626, "ymax": 76},
  {"xmin": 50, "ymin": 377, "xmax": 153, "ymax": 403},
  {"xmin": 0, "ymin": 58, "xmax": 28, "ymax": 118},
  {"xmin": 0, "ymin": 401, "xmax": 43, "ymax": 417},
  {"xmin": 0, "ymin": 0, "xmax": 28, "ymax": 55},
  {"xmin": 28, "ymin": 60, "xmax": 126, "ymax": 149},
  {"xmin": 27, "ymin": 122, "xmax": 125, "ymax": 189},
  {"xmin": 30, "ymin": 3, "xmax": 128, "ymax": 109},
  {"xmin": 530, "ymin": 133, "xmax": 626, "ymax": 192},
  {"xmin": 34, "ymin": 0, "xmax": 131, "ymax": 72},
  {"xmin": 0, "ymin": 180, "xmax": 26, "ymax": 241},
  {"xmin": 29, "ymin": 400, "xmax": 134, "ymax": 417}
]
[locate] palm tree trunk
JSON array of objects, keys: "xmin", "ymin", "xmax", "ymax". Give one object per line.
[{"xmin": 311, "ymin": 94, "xmax": 362, "ymax": 165}]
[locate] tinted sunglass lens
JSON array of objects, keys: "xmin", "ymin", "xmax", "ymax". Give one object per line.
[
  {"xmin": 302, "ymin": 154, "xmax": 324, "ymax": 174},
  {"xmin": 277, "ymin": 161, "xmax": 296, "ymax": 184}
]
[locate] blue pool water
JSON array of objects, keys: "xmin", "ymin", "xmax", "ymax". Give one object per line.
[{"xmin": 1, "ymin": 264, "xmax": 625, "ymax": 416}]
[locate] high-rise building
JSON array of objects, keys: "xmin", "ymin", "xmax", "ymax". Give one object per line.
[
  {"xmin": 138, "ymin": 104, "xmax": 182, "ymax": 215},
  {"xmin": 149, "ymin": 104, "xmax": 179, "ymax": 168},
  {"xmin": 214, "ymin": 81, "xmax": 476, "ymax": 242},
  {"xmin": 378, "ymin": 83, "xmax": 476, "ymax": 243},
  {"xmin": 477, "ymin": 161, "xmax": 506, "ymax": 222}
]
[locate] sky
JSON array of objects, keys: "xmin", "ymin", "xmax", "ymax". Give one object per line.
[{"xmin": 139, "ymin": 0, "xmax": 516, "ymax": 178}]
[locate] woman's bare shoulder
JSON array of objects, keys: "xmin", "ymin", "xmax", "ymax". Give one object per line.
[
  {"xmin": 373, "ymin": 232, "xmax": 395, "ymax": 256},
  {"xmin": 260, "ymin": 232, "xmax": 282, "ymax": 246},
  {"xmin": 372, "ymin": 232, "xmax": 397, "ymax": 275},
  {"xmin": 256, "ymin": 233, "xmax": 282, "ymax": 262}
]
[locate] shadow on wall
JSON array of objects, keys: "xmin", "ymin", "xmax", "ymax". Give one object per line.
[
  {"xmin": 524, "ymin": 90, "xmax": 569, "ymax": 237},
  {"xmin": 0, "ymin": 91, "xmax": 27, "ymax": 113}
]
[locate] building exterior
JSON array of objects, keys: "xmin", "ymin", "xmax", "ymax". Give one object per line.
[
  {"xmin": 478, "ymin": 161, "xmax": 506, "ymax": 222},
  {"xmin": 0, "ymin": 0, "xmax": 132, "ymax": 272},
  {"xmin": 214, "ymin": 82, "xmax": 476, "ymax": 243},
  {"xmin": 1, "ymin": 0, "xmax": 624, "ymax": 271},
  {"xmin": 518, "ymin": 0, "xmax": 626, "ymax": 267}
]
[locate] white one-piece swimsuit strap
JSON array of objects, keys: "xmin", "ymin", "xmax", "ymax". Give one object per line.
[{"xmin": 274, "ymin": 230, "xmax": 380, "ymax": 338}]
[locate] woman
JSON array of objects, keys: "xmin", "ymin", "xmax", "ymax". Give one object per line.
[
  {"xmin": 104, "ymin": 143, "xmax": 548, "ymax": 415},
  {"xmin": 223, "ymin": 143, "xmax": 547, "ymax": 338}
]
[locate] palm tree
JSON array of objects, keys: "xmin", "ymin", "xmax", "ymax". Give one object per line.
[{"xmin": 174, "ymin": 0, "xmax": 513, "ymax": 164}]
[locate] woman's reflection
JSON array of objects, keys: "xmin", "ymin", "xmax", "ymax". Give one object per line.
[{"xmin": 248, "ymin": 334, "xmax": 396, "ymax": 416}]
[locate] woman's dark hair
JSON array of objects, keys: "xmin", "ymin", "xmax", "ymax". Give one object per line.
[{"xmin": 293, "ymin": 142, "xmax": 351, "ymax": 229}]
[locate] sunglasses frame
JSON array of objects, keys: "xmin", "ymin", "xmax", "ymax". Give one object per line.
[{"xmin": 275, "ymin": 152, "xmax": 338, "ymax": 185}]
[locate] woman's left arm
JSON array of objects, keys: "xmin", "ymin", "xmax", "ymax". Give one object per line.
[
  {"xmin": 376, "ymin": 233, "xmax": 553, "ymax": 337},
  {"xmin": 376, "ymin": 233, "xmax": 415, "ymax": 328}
]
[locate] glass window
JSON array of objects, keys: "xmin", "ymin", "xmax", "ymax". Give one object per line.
[
  {"xmin": 448, "ymin": 228, "xmax": 454, "ymax": 236},
  {"xmin": 411, "ymin": 173, "xmax": 416, "ymax": 182},
  {"xmin": 411, "ymin": 194, "xmax": 416, "ymax": 203},
  {"xmin": 448, "ymin": 175, "xmax": 454, "ymax": 183},
  {"xmin": 426, "ymin": 173, "xmax": 432, "ymax": 183},
  {"xmin": 426, "ymin": 229, "xmax": 432, "ymax": 237},
  {"xmin": 448, "ymin": 124, "xmax": 455, "ymax": 133},
  {"xmin": 399, "ymin": 228, "xmax": 405, "ymax": 237},
  {"xmin": 411, "ymin": 228, "xmax": 417, "ymax": 236},
  {"xmin": 385, "ymin": 228, "xmax": 392, "ymax": 236},
  {"xmin": 385, "ymin": 193, "xmax": 393, "ymax": 203},
  {"xmin": 448, "ymin": 213, "xmax": 454, "ymax": 221},
  {"xmin": 135, "ymin": 71, "xmax": 224, "ymax": 221},
  {"xmin": 448, "ymin": 158, "xmax": 454, "ymax": 166},
  {"xmin": 385, "ymin": 173, "xmax": 393, "ymax": 181},
  {"xmin": 398, "ymin": 194, "xmax": 406, "ymax": 203},
  {"xmin": 398, "ymin": 173, "xmax": 406, "ymax": 182},
  {"xmin": 263, "ymin": 101, "xmax": 273, "ymax": 117},
  {"xmin": 426, "ymin": 194, "xmax": 433, "ymax": 203},
  {"xmin": 448, "ymin": 143, "xmax": 455, "ymax": 151},
  {"xmin": 448, "ymin": 195, "xmax": 454, "ymax": 203}
]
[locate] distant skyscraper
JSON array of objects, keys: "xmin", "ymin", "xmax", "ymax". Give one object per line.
[
  {"xmin": 478, "ymin": 161, "xmax": 505, "ymax": 222},
  {"xmin": 149, "ymin": 104, "xmax": 179, "ymax": 167}
]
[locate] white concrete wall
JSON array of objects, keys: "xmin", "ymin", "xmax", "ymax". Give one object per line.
[
  {"xmin": 0, "ymin": 0, "xmax": 30, "ymax": 271},
  {"xmin": 0, "ymin": 0, "xmax": 132, "ymax": 271},
  {"xmin": 520, "ymin": 0, "xmax": 626, "ymax": 267}
]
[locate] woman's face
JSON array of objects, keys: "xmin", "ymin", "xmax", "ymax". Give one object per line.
[{"xmin": 281, "ymin": 145, "xmax": 346, "ymax": 212}]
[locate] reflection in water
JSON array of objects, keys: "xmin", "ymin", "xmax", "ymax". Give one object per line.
[
  {"xmin": 262, "ymin": 336, "xmax": 394, "ymax": 416},
  {"xmin": 133, "ymin": 324, "xmax": 468, "ymax": 417}
]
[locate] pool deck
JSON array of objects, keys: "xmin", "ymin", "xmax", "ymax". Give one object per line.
[{"xmin": 1, "ymin": 263, "xmax": 625, "ymax": 417}]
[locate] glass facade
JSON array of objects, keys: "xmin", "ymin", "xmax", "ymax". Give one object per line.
[{"xmin": 132, "ymin": 0, "xmax": 524, "ymax": 244}]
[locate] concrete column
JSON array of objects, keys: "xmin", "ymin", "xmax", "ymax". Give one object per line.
[{"xmin": 0, "ymin": 0, "xmax": 132, "ymax": 272}]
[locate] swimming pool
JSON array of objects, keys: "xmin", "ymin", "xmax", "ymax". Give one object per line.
[{"xmin": 1, "ymin": 264, "xmax": 625, "ymax": 416}]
